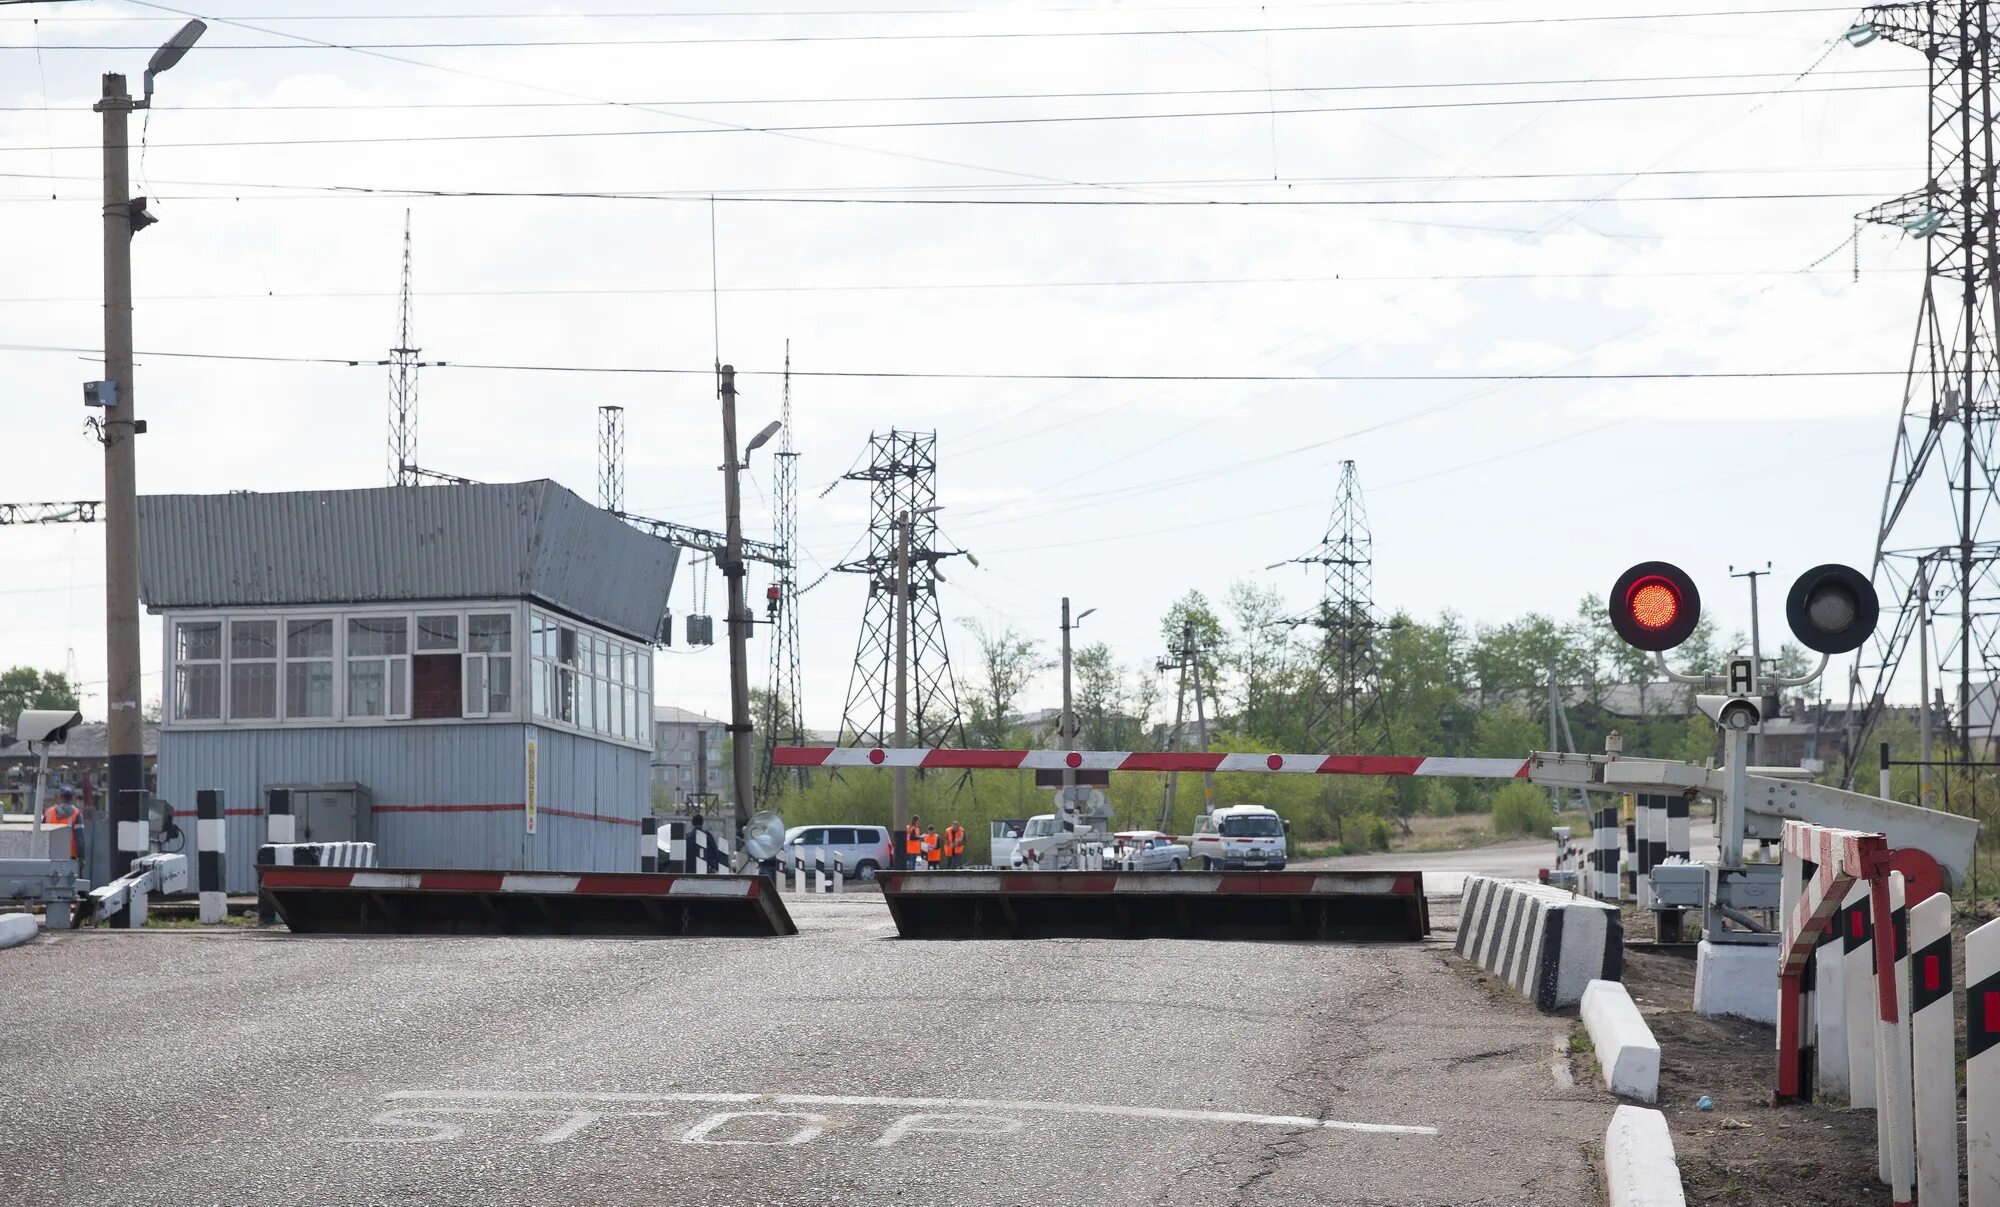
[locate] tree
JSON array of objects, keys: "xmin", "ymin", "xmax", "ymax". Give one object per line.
[
  {"xmin": 1075, "ymin": 641, "xmax": 1154, "ymax": 750},
  {"xmin": 0, "ymin": 667, "xmax": 80, "ymax": 732},
  {"xmin": 960, "ymin": 619, "xmax": 1048, "ymax": 747},
  {"xmin": 1223, "ymin": 580, "xmax": 1297, "ymax": 743},
  {"xmin": 1161, "ymin": 591, "xmax": 1228, "ymax": 725}
]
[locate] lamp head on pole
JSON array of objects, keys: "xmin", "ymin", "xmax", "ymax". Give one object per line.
[{"xmin": 142, "ymin": 19, "xmax": 206, "ymax": 106}]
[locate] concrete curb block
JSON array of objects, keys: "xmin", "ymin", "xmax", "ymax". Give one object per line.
[
  {"xmin": 0, "ymin": 912, "xmax": 42, "ymax": 950},
  {"xmin": 1457, "ymin": 876, "xmax": 1622, "ymax": 1010},
  {"xmin": 1582, "ymin": 979, "xmax": 1661, "ymax": 1103},
  {"xmin": 1604, "ymin": 1104, "xmax": 1687, "ymax": 1207}
]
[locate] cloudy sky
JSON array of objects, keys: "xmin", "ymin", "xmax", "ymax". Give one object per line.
[{"xmin": 0, "ymin": 0, "xmax": 1946, "ymax": 731}]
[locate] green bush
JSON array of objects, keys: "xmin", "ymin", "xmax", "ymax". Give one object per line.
[
  {"xmin": 1363, "ymin": 814, "xmax": 1393, "ymax": 851},
  {"xmin": 1489, "ymin": 781, "xmax": 1555, "ymax": 837}
]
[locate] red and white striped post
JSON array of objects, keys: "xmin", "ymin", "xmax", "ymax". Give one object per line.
[
  {"xmin": 1878, "ymin": 872, "xmax": 1915, "ymax": 1194},
  {"xmin": 1842, "ymin": 883, "xmax": 1879, "ymax": 1113}
]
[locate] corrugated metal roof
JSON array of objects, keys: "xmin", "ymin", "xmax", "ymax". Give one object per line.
[
  {"xmin": 652, "ymin": 704, "xmax": 725, "ymax": 726},
  {"xmin": 139, "ymin": 480, "xmax": 678, "ymax": 641}
]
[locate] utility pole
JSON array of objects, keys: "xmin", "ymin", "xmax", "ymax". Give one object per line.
[
  {"xmin": 1158, "ymin": 638, "xmax": 1189, "ymax": 831},
  {"xmin": 718, "ymin": 365, "xmax": 755, "ymax": 834},
  {"xmin": 1729, "ymin": 562, "xmax": 1771, "ymax": 764},
  {"xmin": 1188, "ymin": 622, "xmax": 1215, "ymax": 816},
  {"xmin": 92, "ymin": 23, "xmax": 203, "ymax": 882},
  {"xmin": 1059, "ymin": 598, "xmax": 1096, "ymax": 801},
  {"xmin": 97, "ymin": 72, "xmax": 143, "ymax": 882},
  {"xmin": 892, "ymin": 512, "xmax": 913, "ymax": 842}
]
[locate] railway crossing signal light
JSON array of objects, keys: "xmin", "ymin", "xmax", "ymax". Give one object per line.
[
  {"xmin": 1784, "ymin": 563, "xmax": 1879, "ymax": 655},
  {"xmin": 1608, "ymin": 561, "xmax": 1702, "ymax": 652}
]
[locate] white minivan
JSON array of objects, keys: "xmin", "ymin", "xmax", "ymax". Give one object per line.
[
  {"xmin": 781, "ymin": 824, "xmax": 893, "ymax": 880},
  {"xmin": 1188, "ymin": 805, "xmax": 1289, "ymax": 870}
]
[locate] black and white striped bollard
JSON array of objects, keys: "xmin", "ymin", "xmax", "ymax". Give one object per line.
[
  {"xmin": 196, "ymin": 789, "xmax": 227, "ymax": 924},
  {"xmin": 640, "ymin": 816, "xmax": 659, "ymax": 873}
]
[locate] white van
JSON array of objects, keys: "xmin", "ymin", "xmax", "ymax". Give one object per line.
[{"xmin": 1188, "ymin": 805, "xmax": 1289, "ymax": 870}]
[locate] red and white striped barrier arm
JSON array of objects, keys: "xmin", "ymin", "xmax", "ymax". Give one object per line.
[{"xmin": 772, "ymin": 747, "xmax": 1530, "ymax": 777}]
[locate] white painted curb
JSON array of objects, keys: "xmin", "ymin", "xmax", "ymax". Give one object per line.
[
  {"xmin": 1604, "ymin": 1104, "xmax": 1686, "ymax": 1207},
  {"xmin": 0, "ymin": 912, "xmax": 42, "ymax": 950},
  {"xmin": 1582, "ymin": 980, "xmax": 1661, "ymax": 1103}
]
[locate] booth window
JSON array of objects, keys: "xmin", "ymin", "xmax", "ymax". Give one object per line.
[{"xmin": 174, "ymin": 620, "xmax": 222, "ymax": 720}]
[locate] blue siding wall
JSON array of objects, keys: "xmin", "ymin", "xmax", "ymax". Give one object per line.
[{"xmin": 156, "ymin": 724, "xmax": 648, "ymax": 893}]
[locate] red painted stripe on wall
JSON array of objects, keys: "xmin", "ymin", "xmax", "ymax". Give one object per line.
[{"xmin": 367, "ymin": 803, "xmax": 641, "ymax": 827}]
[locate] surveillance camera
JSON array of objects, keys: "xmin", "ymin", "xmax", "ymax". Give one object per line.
[
  {"xmin": 1695, "ymin": 694, "xmax": 1761, "ymax": 732},
  {"xmin": 84, "ymin": 380, "xmax": 118, "ymax": 409},
  {"xmin": 15, "ymin": 708, "xmax": 84, "ymax": 744}
]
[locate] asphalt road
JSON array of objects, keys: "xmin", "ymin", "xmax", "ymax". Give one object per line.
[
  {"xmin": 3, "ymin": 891, "xmax": 1613, "ymax": 1206},
  {"xmin": 1305, "ymin": 821, "xmax": 1721, "ymax": 894}
]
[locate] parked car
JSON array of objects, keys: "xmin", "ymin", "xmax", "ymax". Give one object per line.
[
  {"xmin": 989, "ymin": 818, "xmax": 1027, "ymax": 870},
  {"xmin": 781, "ymin": 824, "xmax": 892, "ymax": 880},
  {"xmin": 1188, "ymin": 805, "xmax": 1289, "ymax": 870},
  {"xmin": 1109, "ymin": 830, "xmax": 1189, "ymax": 871}
]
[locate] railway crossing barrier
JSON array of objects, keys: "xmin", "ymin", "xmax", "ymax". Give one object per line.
[
  {"xmin": 877, "ymin": 869, "xmax": 1428, "ymax": 942},
  {"xmin": 1455, "ymin": 876, "xmax": 1622, "ymax": 1010},
  {"xmin": 196, "ymin": 789, "xmax": 226, "ymax": 925},
  {"xmin": 257, "ymin": 866, "xmax": 796, "ymax": 937}
]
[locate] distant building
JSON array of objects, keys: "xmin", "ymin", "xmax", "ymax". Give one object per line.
[
  {"xmin": 138, "ymin": 480, "xmax": 676, "ymax": 892},
  {"xmin": 651, "ymin": 705, "xmax": 725, "ymax": 806},
  {"xmin": 0, "ymin": 721, "xmax": 160, "ymax": 812}
]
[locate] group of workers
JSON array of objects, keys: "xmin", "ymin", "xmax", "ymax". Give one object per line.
[{"xmin": 900, "ymin": 816, "xmax": 967, "ymax": 870}]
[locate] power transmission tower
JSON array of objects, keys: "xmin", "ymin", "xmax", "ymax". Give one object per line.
[
  {"xmin": 834, "ymin": 430, "xmax": 969, "ymax": 748},
  {"xmin": 0, "ymin": 501, "xmax": 102, "ymax": 525},
  {"xmin": 388, "ymin": 209, "xmax": 420, "ymax": 487},
  {"xmin": 1843, "ymin": 4, "xmax": 2000, "ymax": 785},
  {"xmin": 1283, "ymin": 460, "xmax": 1390, "ymax": 754},
  {"xmin": 760, "ymin": 344, "xmax": 807, "ymax": 796},
  {"xmin": 597, "ymin": 405, "xmax": 625, "ymax": 512}
]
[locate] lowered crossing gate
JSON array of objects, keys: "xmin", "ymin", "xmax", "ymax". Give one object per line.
[
  {"xmin": 878, "ymin": 869, "xmax": 1428, "ymax": 941},
  {"xmin": 259, "ymin": 866, "xmax": 796, "ymax": 937}
]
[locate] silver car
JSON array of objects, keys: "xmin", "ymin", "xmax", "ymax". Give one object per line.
[{"xmin": 1109, "ymin": 830, "xmax": 1189, "ymax": 871}]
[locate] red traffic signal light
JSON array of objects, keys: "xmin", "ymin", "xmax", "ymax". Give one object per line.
[
  {"xmin": 1609, "ymin": 561, "xmax": 1702, "ymax": 652},
  {"xmin": 1785, "ymin": 564, "xmax": 1878, "ymax": 654}
]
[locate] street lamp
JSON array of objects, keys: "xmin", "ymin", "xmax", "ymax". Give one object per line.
[
  {"xmin": 96, "ymin": 18, "xmax": 204, "ymax": 886},
  {"xmin": 1060, "ymin": 600, "xmax": 1096, "ymax": 803},
  {"xmin": 744, "ymin": 419, "xmax": 782, "ymax": 460}
]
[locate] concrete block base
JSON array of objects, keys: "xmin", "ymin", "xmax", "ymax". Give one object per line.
[
  {"xmin": 1583, "ymin": 979, "xmax": 1662, "ymax": 1102},
  {"xmin": 1604, "ymin": 1104, "xmax": 1687, "ymax": 1207},
  {"xmin": 1693, "ymin": 939, "xmax": 1777, "ymax": 1024},
  {"xmin": 0, "ymin": 912, "xmax": 42, "ymax": 950}
]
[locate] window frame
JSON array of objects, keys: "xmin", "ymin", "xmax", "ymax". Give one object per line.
[{"xmin": 160, "ymin": 600, "xmax": 530, "ymax": 732}]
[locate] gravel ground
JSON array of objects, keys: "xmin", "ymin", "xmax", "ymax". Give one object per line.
[{"xmin": 0, "ymin": 891, "xmax": 1614, "ymax": 1207}]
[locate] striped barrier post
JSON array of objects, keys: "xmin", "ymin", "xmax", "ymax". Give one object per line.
[
  {"xmin": 1814, "ymin": 917, "xmax": 1849, "ymax": 1102},
  {"xmin": 265, "ymin": 787, "xmax": 295, "ymax": 845},
  {"xmin": 1909, "ymin": 891, "xmax": 1956, "ymax": 1207},
  {"xmin": 196, "ymin": 789, "xmax": 227, "ymax": 925},
  {"xmin": 833, "ymin": 853, "xmax": 844, "ymax": 895},
  {"xmin": 1455, "ymin": 876, "xmax": 1621, "ymax": 1011},
  {"xmin": 814, "ymin": 846, "xmax": 827, "ymax": 894},
  {"xmin": 640, "ymin": 817, "xmax": 659, "ymax": 874},
  {"xmin": 790, "ymin": 852, "xmax": 805, "ymax": 894},
  {"xmin": 1879, "ymin": 872, "xmax": 1915, "ymax": 1193},
  {"xmin": 1593, "ymin": 805, "xmax": 1619, "ymax": 902},
  {"xmin": 1623, "ymin": 802, "xmax": 1638, "ymax": 900},
  {"xmin": 1968, "ymin": 916, "xmax": 2000, "ymax": 1207},
  {"xmin": 1842, "ymin": 885, "xmax": 1879, "ymax": 1112},
  {"xmin": 1666, "ymin": 793, "xmax": 1690, "ymax": 864}
]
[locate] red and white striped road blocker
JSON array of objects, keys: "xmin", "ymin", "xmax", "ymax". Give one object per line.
[
  {"xmin": 257, "ymin": 865, "xmax": 797, "ymax": 938},
  {"xmin": 773, "ymin": 746, "xmax": 1531, "ymax": 777},
  {"xmin": 1779, "ymin": 819, "xmax": 1913, "ymax": 1206}
]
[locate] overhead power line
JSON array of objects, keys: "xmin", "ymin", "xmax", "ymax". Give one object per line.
[
  {"xmin": 0, "ymin": 83, "xmax": 1912, "ymax": 154},
  {"xmin": 14, "ymin": 7, "xmax": 1858, "ymax": 50},
  {"xmin": 0, "ymin": 342, "xmax": 1916, "ymax": 381},
  {"xmin": 0, "ymin": 66, "xmax": 1920, "ymax": 112}
]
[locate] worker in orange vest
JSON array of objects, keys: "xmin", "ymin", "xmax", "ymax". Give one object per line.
[
  {"xmin": 944, "ymin": 822, "xmax": 966, "ymax": 869},
  {"xmin": 903, "ymin": 816, "xmax": 923, "ymax": 871},
  {"xmin": 42, "ymin": 787, "xmax": 81, "ymax": 861},
  {"xmin": 922, "ymin": 825, "xmax": 942, "ymax": 869}
]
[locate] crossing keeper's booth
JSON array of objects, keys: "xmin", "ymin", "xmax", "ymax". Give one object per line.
[{"xmin": 138, "ymin": 480, "xmax": 677, "ymax": 893}]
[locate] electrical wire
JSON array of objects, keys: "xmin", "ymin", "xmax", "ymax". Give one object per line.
[
  {"xmin": 0, "ymin": 83, "xmax": 1914, "ymax": 154},
  {"xmin": 20, "ymin": 7, "xmax": 1860, "ymax": 50}
]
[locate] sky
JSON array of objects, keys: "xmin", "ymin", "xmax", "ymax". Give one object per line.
[{"xmin": 0, "ymin": 0, "xmax": 1953, "ymax": 733}]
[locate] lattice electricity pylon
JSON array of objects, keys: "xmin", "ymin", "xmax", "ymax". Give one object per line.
[
  {"xmin": 759, "ymin": 344, "xmax": 808, "ymax": 797},
  {"xmin": 597, "ymin": 405, "xmax": 625, "ymax": 512},
  {"xmin": 0, "ymin": 501, "xmax": 102, "ymax": 525},
  {"xmin": 1279, "ymin": 460, "xmax": 1389, "ymax": 754},
  {"xmin": 833, "ymin": 430, "xmax": 968, "ymax": 749},
  {"xmin": 1842, "ymin": 3, "xmax": 2000, "ymax": 784},
  {"xmin": 387, "ymin": 210, "xmax": 421, "ymax": 487}
]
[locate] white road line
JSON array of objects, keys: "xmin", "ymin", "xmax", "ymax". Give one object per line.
[{"xmin": 384, "ymin": 1089, "xmax": 1438, "ymax": 1137}]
